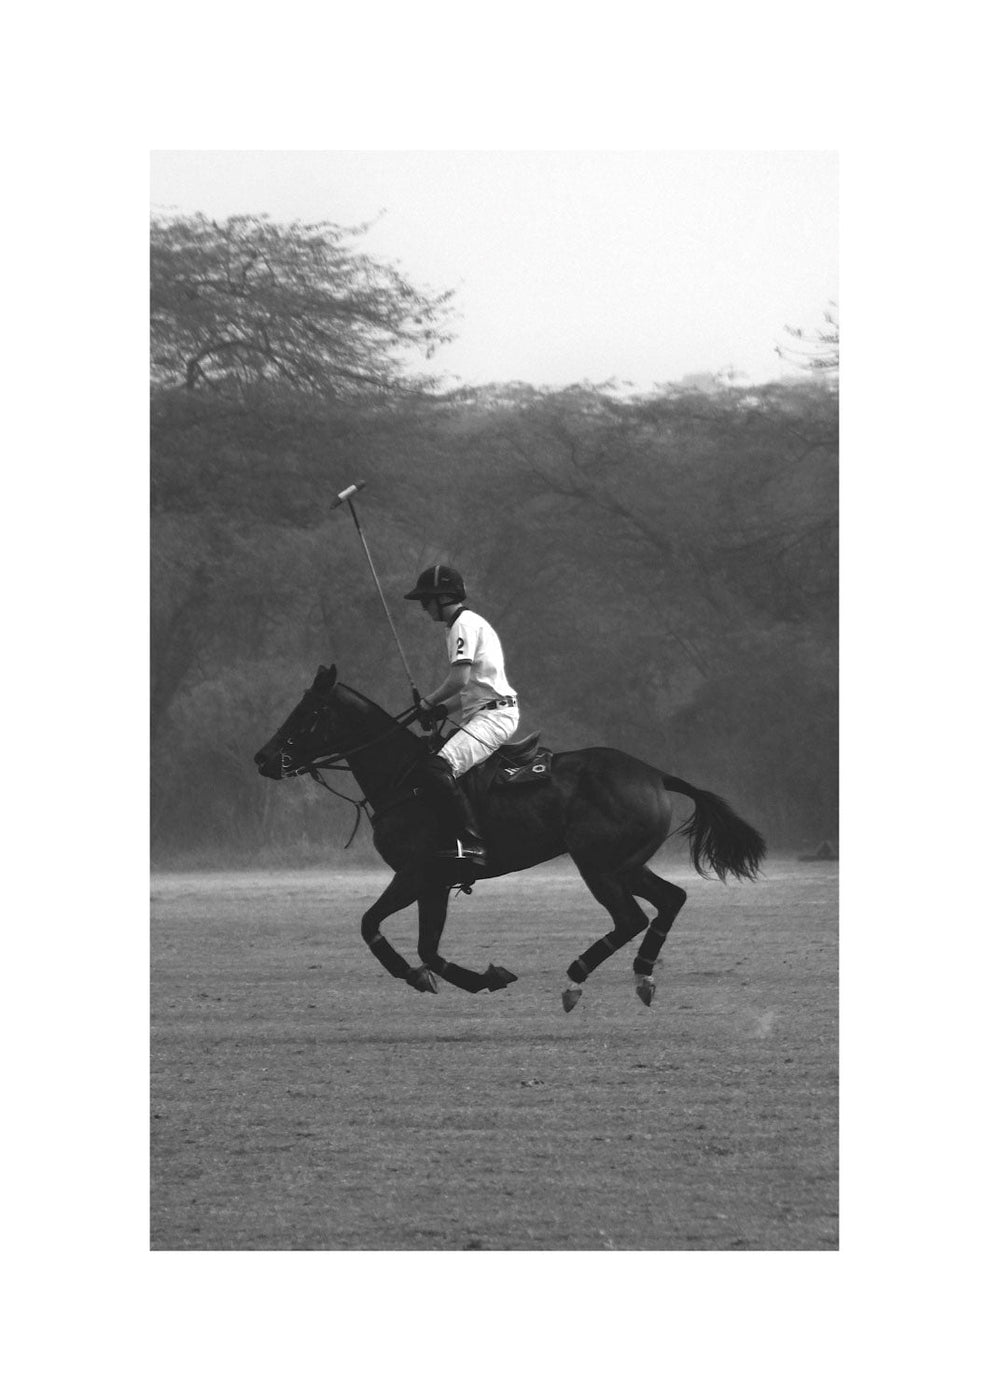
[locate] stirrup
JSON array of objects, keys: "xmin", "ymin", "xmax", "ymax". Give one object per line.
[
  {"xmin": 429, "ymin": 841, "xmax": 487, "ymax": 887},
  {"xmin": 438, "ymin": 838, "xmax": 487, "ymax": 866}
]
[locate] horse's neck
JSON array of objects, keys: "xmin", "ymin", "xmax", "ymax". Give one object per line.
[{"xmin": 344, "ymin": 718, "xmax": 421, "ymax": 804}]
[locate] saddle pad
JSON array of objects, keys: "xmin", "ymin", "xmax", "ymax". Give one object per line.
[
  {"xmin": 492, "ymin": 748, "xmax": 553, "ymax": 787},
  {"xmin": 461, "ymin": 748, "xmax": 554, "ymax": 807}
]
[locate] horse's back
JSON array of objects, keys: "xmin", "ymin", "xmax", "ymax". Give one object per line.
[{"xmin": 552, "ymin": 746, "xmax": 671, "ymax": 792}]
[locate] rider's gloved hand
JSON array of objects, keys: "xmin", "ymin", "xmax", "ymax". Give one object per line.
[{"xmin": 416, "ymin": 701, "xmax": 447, "ymax": 732}]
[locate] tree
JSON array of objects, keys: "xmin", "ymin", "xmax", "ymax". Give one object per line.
[
  {"xmin": 776, "ymin": 301, "xmax": 839, "ymax": 374},
  {"xmin": 150, "ymin": 213, "xmax": 456, "ymax": 399}
]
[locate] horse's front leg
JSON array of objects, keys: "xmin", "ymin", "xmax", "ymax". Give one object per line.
[
  {"xmin": 361, "ymin": 869, "xmax": 436, "ymax": 994},
  {"xmin": 416, "ymin": 886, "xmax": 518, "ymax": 994}
]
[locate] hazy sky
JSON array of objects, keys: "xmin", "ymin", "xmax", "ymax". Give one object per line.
[{"xmin": 151, "ymin": 149, "xmax": 837, "ymax": 390}]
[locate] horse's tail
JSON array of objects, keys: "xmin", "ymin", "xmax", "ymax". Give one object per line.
[{"xmin": 661, "ymin": 774, "xmax": 767, "ymax": 882}]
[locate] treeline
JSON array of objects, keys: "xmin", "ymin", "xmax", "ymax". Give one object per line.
[{"xmin": 151, "ymin": 214, "xmax": 837, "ymax": 865}]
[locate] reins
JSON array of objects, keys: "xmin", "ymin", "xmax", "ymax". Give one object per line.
[
  {"xmin": 306, "ymin": 769, "xmax": 371, "ymax": 849},
  {"xmin": 301, "ymin": 701, "xmax": 425, "ymax": 849}
]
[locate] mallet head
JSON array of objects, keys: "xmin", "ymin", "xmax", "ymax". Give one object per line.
[{"xmin": 329, "ymin": 480, "xmax": 367, "ymax": 509}]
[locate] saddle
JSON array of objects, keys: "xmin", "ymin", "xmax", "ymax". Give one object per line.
[{"xmin": 460, "ymin": 732, "xmax": 553, "ymax": 806}]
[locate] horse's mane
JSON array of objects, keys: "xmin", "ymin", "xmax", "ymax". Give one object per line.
[{"xmin": 334, "ymin": 680, "xmax": 406, "ymax": 730}]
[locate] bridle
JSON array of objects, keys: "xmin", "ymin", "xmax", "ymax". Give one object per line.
[{"xmin": 277, "ymin": 691, "xmax": 425, "ymax": 847}]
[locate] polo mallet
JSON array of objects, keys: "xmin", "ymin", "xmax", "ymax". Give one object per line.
[{"xmin": 329, "ymin": 481, "xmax": 425, "ymax": 714}]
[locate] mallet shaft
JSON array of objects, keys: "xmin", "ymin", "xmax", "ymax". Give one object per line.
[{"xmin": 341, "ymin": 492, "xmax": 421, "ymax": 705}]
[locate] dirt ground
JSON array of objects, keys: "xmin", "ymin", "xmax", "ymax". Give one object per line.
[{"xmin": 150, "ymin": 859, "xmax": 837, "ymax": 1250}]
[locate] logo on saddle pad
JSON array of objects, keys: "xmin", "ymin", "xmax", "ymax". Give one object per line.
[
  {"xmin": 494, "ymin": 752, "xmax": 551, "ymax": 785},
  {"xmin": 487, "ymin": 733, "xmax": 552, "ymax": 788}
]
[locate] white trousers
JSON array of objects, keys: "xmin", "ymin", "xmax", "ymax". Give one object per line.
[{"xmin": 439, "ymin": 707, "xmax": 519, "ymax": 778}]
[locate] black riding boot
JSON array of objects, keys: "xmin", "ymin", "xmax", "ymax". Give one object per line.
[{"xmin": 421, "ymin": 755, "xmax": 487, "ymax": 870}]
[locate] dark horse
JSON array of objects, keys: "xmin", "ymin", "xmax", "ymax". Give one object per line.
[{"xmin": 254, "ymin": 665, "xmax": 766, "ymax": 1011}]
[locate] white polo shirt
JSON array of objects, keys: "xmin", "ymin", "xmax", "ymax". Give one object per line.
[{"xmin": 446, "ymin": 608, "xmax": 517, "ymax": 718}]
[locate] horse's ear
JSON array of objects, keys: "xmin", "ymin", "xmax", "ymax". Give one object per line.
[{"xmin": 315, "ymin": 664, "xmax": 338, "ymax": 687}]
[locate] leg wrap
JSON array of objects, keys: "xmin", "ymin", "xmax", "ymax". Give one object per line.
[
  {"xmin": 567, "ymin": 926, "xmax": 638, "ymax": 983},
  {"xmin": 423, "ymin": 951, "xmax": 489, "ymax": 994},
  {"xmin": 361, "ymin": 924, "xmax": 411, "ymax": 980},
  {"xmin": 567, "ymin": 955, "xmax": 591, "ymax": 984},
  {"xmin": 635, "ymin": 909, "xmax": 679, "ymax": 970}
]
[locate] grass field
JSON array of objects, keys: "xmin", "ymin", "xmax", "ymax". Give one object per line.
[{"xmin": 151, "ymin": 859, "xmax": 837, "ymax": 1250}]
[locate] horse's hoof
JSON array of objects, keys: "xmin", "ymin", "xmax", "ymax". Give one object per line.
[
  {"xmin": 634, "ymin": 975, "xmax": 656, "ymax": 1007},
  {"xmin": 407, "ymin": 965, "xmax": 438, "ymax": 994},
  {"xmin": 562, "ymin": 985, "xmax": 583, "ymax": 1013},
  {"xmin": 485, "ymin": 964, "xmax": 518, "ymax": 991}
]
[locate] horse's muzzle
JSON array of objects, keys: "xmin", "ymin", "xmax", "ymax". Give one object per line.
[{"xmin": 254, "ymin": 750, "xmax": 285, "ymax": 780}]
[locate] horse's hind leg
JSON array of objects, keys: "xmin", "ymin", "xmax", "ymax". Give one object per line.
[
  {"xmin": 563, "ymin": 867, "xmax": 649, "ymax": 1012},
  {"xmin": 624, "ymin": 866, "xmax": 687, "ymax": 1006}
]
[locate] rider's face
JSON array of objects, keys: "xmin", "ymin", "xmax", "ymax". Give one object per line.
[{"xmin": 422, "ymin": 597, "xmax": 443, "ymax": 622}]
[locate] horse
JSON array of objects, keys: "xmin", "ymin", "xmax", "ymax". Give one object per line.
[{"xmin": 253, "ymin": 664, "xmax": 766, "ymax": 1011}]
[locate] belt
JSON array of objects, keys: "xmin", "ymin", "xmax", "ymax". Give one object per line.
[{"xmin": 481, "ymin": 697, "xmax": 517, "ymax": 710}]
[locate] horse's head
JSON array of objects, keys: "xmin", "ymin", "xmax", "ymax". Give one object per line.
[{"xmin": 253, "ymin": 664, "xmax": 353, "ymax": 780}]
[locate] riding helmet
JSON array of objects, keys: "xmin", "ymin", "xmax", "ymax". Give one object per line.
[{"xmin": 404, "ymin": 564, "xmax": 466, "ymax": 601}]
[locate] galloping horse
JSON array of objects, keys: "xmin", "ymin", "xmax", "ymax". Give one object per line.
[{"xmin": 253, "ymin": 665, "xmax": 766, "ymax": 1011}]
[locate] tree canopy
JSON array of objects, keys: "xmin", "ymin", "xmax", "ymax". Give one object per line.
[
  {"xmin": 776, "ymin": 301, "xmax": 839, "ymax": 374},
  {"xmin": 150, "ymin": 213, "xmax": 455, "ymax": 398}
]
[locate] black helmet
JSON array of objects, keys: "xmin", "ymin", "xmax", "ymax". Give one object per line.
[{"xmin": 404, "ymin": 564, "xmax": 466, "ymax": 601}]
